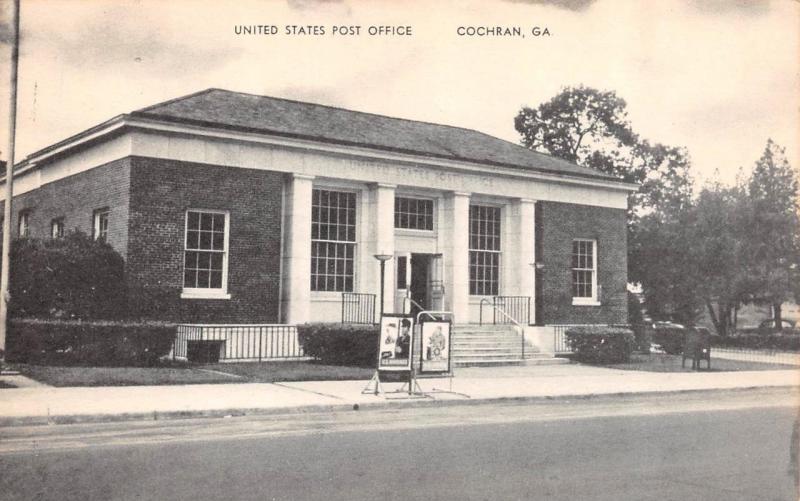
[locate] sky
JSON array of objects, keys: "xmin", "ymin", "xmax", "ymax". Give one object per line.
[{"xmin": 0, "ymin": 0, "xmax": 798, "ymax": 189}]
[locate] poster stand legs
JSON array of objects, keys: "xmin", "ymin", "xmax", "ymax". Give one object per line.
[{"xmin": 361, "ymin": 371, "xmax": 384, "ymax": 396}]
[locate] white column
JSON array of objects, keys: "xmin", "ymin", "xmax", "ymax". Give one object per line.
[
  {"xmin": 517, "ymin": 199, "xmax": 536, "ymax": 298},
  {"xmin": 369, "ymin": 183, "xmax": 396, "ymax": 314},
  {"xmin": 281, "ymin": 173, "xmax": 314, "ymax": 324},
  {"xmin": 443, "ymin": 191, "xmax": 470, "ymax": 323}
]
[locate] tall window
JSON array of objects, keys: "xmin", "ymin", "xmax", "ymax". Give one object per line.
[
  {"xmin": 184, "ymin": 210, "xmax": 229, "ymax": 293},
  {"xmin": 394, "ymin": 197, "xmax": 434, "ymax": 230},
  {"xmin": 572, "ymin": 239, "xmax": 597, "ymax": 301},
  {"xmin": 51, "ymin": 218, "xmax": 65, "ymax": 239},
  {"xmin": 93, "ymin": 208, "xmax": 109, "ymax": 241},
  {"xmin": 469, "ymin": 205, "xmax": 501, "ymax": 296},
  {"xmin": 18, "ymin": 210, "xmax": 30, "ymax": 237},
  {"xmin": 311, "ymin": 189, "xmax": 356, "ymax": 292}
]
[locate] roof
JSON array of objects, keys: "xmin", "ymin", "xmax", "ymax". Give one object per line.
[{"xmin": 129, "ymin": 88, "xmax": 618, "ymax": 182}]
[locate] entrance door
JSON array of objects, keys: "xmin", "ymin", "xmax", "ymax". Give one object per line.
[
  {"xmin": 409, "ymin": 254, "xmax": 429, "ymax": 318},
  {"xmin": 394, "ymin": 252, "xmax": 411, "ymax": 314}
]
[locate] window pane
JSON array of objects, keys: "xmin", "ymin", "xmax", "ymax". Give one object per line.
[
  {"xmin": 212, "ymin": 214, "xmax": 225, "ymax": 232},
  {"xmin": 184, "ymin": 269, "xmax": 197, "ymax": 288},
  {"xmin": 188, "ymin": 211, "xmax": 200, "ymax": 230},
  {"xmin": 311, "ymin": 190, "xmax": 357, "ymax": 291},
  {"xmin": 210, "ymin": 271, "xmax": 222, "ymax": 289},
  {"xmin": 468, "ymin": 204, "xmax": 502, "ymax": 296},
  {"xmin": 184, "ymin": 212, "xmax": 227, "ymax": 290}
]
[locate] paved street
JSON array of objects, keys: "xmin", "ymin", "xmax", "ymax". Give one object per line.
[{"xmin": 0, "ymin": 388, "xmax": 797, "ymax": 500}]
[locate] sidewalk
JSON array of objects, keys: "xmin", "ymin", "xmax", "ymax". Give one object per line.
[{"xmin": 0, "ymin": 364, "xmax": 797, "ymax": 427}]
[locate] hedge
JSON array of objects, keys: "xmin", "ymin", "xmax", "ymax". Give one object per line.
[
  {"xmin": 565, "ymin": 326, "xmax": 636, "ymax": 364},
  {"xmin": 652, "ymin": 326, "xmax": 685, "ymax": 355},
  {"xmin": 9, "ymin": 232, "xmax": 127, "ymax": 320},
  {"xmin": 297, "ymin": 323, "xmax": 380, "ymax": 367},
  {"xmin": 711, "ymin": 334, "xmax": 800, "ymax": 352},
  {"xmin": 7, "ymin": 319, "xmax": 176, "ymax": 366}
]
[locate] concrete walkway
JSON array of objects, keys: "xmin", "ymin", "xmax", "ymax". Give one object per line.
[{"xmin": 0, "ymin": 364, "xmax": 797, "ymax": 426}]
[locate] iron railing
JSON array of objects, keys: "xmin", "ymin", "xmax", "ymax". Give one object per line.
[
  {"xmin": 479, "ymin": 297, "xmax": 527, "ymax": 359},
  {"xmin": 341, "ymin": 292, "xmax": 376, "ymax": 324},
  {"xmin": 174, "ymin": 324, "xmax": 303, "ymax": 362},
  {"xmin": 703, "ymin": 347, "xmax": 800, "ymax": 366},
  {"xmin": 488, "ymin": 296, "xmax": 531, "ymax": 325}
]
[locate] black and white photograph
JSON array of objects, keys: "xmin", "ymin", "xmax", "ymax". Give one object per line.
[{"xmin": 0, "ymin": 0, "xmax": 798, "ymax": 499}]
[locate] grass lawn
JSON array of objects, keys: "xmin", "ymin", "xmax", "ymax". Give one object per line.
[
  {"xmin": 200, "ymin": 362, "xmax": 374, "ymax": 383},
  {"xmin": 11, "ymin": 364, "xmax": 243, "ymax": 387},
  {"xmin": 603, "ymin": 353, "xmax": 798, "ymax": 372},
  {"xmin": 10, "ymin": 361, "xmax": 374, "ymax": 387}
]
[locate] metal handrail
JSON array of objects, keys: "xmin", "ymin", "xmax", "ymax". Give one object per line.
[
  {"xmin": 479, "ymin": 298, "xmax": 526, "ymax": 359},
  {"xmin": 403, "ymin": 296, "xmax": 438, "ymax": 322},
  {"xmin": 415, "ymin": 310, "xmax": 453, "ymax": 325}
]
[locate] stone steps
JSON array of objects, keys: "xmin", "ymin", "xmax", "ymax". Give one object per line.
[{"xmin": 452, "ymin": 324, "xmax": 532, "ymax": 367}]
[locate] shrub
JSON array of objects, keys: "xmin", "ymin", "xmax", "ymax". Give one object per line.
[
  {"xmin": 297, "ymin": 323, "xmax": 379, "ymax": 367},
  {"xmin": 652, "ymin": 326, "xmax": 685, "ymax": 355},
  {"xmin": 7, "ymin": 319, "xmax": 176, "ymax": 366},
  {"xmin": 9, "ymin": 231, "xmax": 126, "ymax": 320},
  {"xmin": 711, "ymin": 334, "xmax": 800, "ymax": 352},
  {"xmin": 565, "ymin": 326, "xmax": 636, "ymax": 364}
]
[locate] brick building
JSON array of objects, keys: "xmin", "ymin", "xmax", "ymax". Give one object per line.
[{"xmin": 1, "ymin": 89, "xmax": 635, "ymax": 356}]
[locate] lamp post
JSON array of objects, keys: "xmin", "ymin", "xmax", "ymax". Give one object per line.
[{"xmin": 374, "ymin": 254, "xmax": 393, "ymax": 321}]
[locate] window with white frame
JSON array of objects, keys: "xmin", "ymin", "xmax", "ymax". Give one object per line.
[
  {"xmin": 93, "ymin": 208, "xmax": 109, "ymax": 241},
  {"xmin": 572, "ymin": 239, "xmax": 597, "ymax": 302},
  {"xmin": 51, "ymin": 218, "xmax": 65, "ymax": 239},
  {"xmin": 469, "ymin": 204, "xmax": 501, "ymax": 296},
  {"xmin": 183, "ymin": 210, "xmax": 229, "ymax": 294},
  {"xmin": 18, "ymin": 210, "xmax": 30, "ymax": 237},
  {"xmin": 394, "ymin": 196, "xmax": 434, "ymax": 231},
  {"xmin": 311, "ymin": 189, "xmax": 356, "ymax": 292}
]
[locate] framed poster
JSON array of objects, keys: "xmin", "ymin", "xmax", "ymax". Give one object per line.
[
  {"xmin": 420, "ymin": 320, "xmax": 451, "ymax": 374},
  {"xmin": 377, "ymin": 314, "xmax": 414, "ymax": 371}
]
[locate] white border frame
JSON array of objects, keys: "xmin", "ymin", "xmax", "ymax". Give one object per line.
[
  {"xmin": 181, "ymin": 208, "xmax": 231, "ymax": 300},
  {"xmin": 571, "ymin": 238, "xmax": 600, "ymax": 306}
]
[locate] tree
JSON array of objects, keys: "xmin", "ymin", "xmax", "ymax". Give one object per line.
[
  {"xmin": 742, "ymin": 139, "xmax": 800, "ymax": 328},
  {"xmin": 689, "ymin": 182, "xmax": 749, "ymax": 336},
  {"xmin": 514, "ymin": 86, "xmax": 635, "ymax": 165},
  {"xmin": 515, "ymin": 85, "xmax": 694, "ymax": 221}
]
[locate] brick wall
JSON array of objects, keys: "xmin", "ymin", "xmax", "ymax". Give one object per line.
[
  {"xmin": 127, "ymin": 157, "xmax": 283, "ymax": 323},
  {"xmin": 0, "ymin": 158, "xmax": 131, "ymax": 257},
  {"xmin": 537, "ymin": 201, "xmax": 628, "ymax": 325}
]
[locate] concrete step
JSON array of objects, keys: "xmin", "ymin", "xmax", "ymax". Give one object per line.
[
  {"xmin": 455, "ymin": 324, "xmax": 518, "ymax": 330},
  {"xmin": 453, "ymin": 358, "xmax": 525, "ymax": 367},
  {"xmin": 521, "ymin": 356, "xmax": 570, "ymax": 366},
  {"xmin": 451, "ymin": 352, "xmax": 522, "ymax": 360},
  {"xmin": 453, "ymin": 350, "xmax": 521, "ymax": 359},
  {"xmin": 450, "ymin": 324, "xmax": 532, "ymax": 367},
  {"xmin": 451, "ymin": 339, "xmax": 521, "ymax": 346}
]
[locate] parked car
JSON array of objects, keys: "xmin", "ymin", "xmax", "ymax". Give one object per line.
[{"xmin": 758, "ymin": 319, "xmax": 797, "ymax": 332}]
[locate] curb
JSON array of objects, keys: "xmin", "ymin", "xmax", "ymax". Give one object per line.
[{"xmin": 1, "ymin": 384, "xmax": 796, "ymax": 428}]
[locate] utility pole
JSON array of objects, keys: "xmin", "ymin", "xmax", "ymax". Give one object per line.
[{"xmin": 0, "ymin": 0, "xmax": 21, "ymax": 363}]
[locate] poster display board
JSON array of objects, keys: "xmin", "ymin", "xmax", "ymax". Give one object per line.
[
  {"xmin": 377, "ymin": 314, "xmax": 414, "ymax": 371},
  {"xmin": 419, "ymin": 320, "xmax": 452, "ymax": 374}
]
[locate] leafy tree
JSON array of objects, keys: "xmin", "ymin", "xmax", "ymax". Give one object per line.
[
  {"xmin": 689, "ymin": 182, "xmax": 749, "ymax": 336},
  {"xmin": 514, "ymin": 86, "xmax": 635, "ymax": 165},
  {"xmin": 628, "ymin": 207, "xmax": 702, "ymax": 326},
  {"xmin": 9, "ymin": 231, "xmax": 127, "ymax": 319},
  {"xmin": 515, "ymin": 85, "xmax": 694, "ymax": 220},
  {"xmin": 741, "ymin": 139, "xmax": 800, "ymax": 327}
]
